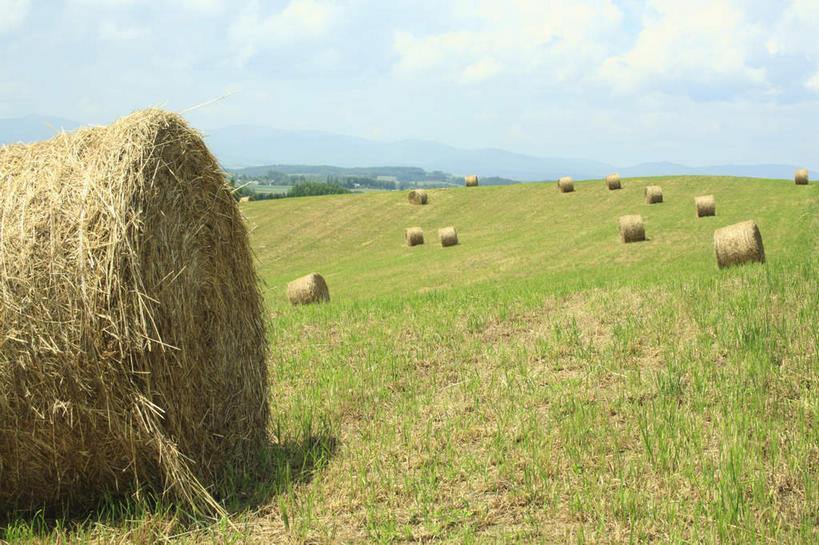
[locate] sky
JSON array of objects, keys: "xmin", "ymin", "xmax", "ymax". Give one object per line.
[{"xmin": 1, "ymin": 0, "xmax": 818, "ymax": 166}]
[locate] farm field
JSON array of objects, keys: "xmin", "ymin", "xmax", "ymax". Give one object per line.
[{"xmin": 4, "ymin": 176, "xmax": 818, "ymax": 543}]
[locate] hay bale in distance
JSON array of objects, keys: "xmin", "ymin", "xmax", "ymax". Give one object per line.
[
  {"xmin": 558, "ymin": 176, "xmax": 574, "ymax": 193},
  {"xmin": 465, "ymin": 175, "xmax": 479, "ymax": 187},
  {"xmin": 405, "ymin": 226, "xmax": 424, "ymax": 246},
  {"xmin": 438, "ymin": 226, "xmax": 458, "ymax": 247},
  {"xmin": 287, "ymin": 273, "xmax": 330, "ymax": 305},
  {"xmin": 408, "ymin": 189, "xmax": 428, "ymax": 205},
  {"xmin": 239, "ymin": 195, "xmax": 252, "ymax": 203},
  {"xmin": 695, "ymin": 195, "xmax": 716, "ymax": 217},
  {"xmin": 0, "ymin": 109, "xmax": 269, "ymax": 515},
  {"xmin": 645, "ymin": 185, "xmax": 663, "ymax": 204},
  {"xmin": 618, "ymin": 215, "xmax": 645, "ymax": 243},
  {"xmin": 713, "ymin": 220, "xmax": 765, "ymax": 269},
  {"xmin": 606, "ymin": 173, "xmax": 621, "ymax": 190},
  {"xmin": 795, "ymin": 168, "xmax": 809, "ymax": 185}
]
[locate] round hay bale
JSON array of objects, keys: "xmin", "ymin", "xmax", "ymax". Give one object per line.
[
  {"xmin": 465, "ymin": 175, "xmax": 479, "ymax": 187},
  {"xmin": 605, "ymin": 173, "xmax": 621, "ymax": 190},
  {"xmin": 0, "ymin": 109, "xmax": 269, "ymax": 515},
  {"xmin": 618, "ymin": 215, "xmax": 645, "ymax": 243},
  {"xmin": 438, "ymin": 226, "xmax": 458, "ymax": 247},
  {"xmin": 239, "ymin": 195, "xmax": 252, "ymax": 203},
  {"xmin": 557, "ymin": 176, "xmax": 574, "ymax": 193},
  {"xmin": 287, "ymin": 273, "xmax": 330, "ymax": 305},
  {"xmin": 645, "ymin": 185, "xmax": 663, "ymax": 204},
  {"xmin": 713, "ymin": 220, "xmax": 765, "ymax": 269},
  {"xmin": 408, "ymin": 189, "xmax": 428, "ymax": 205},
  {"xmin": 795, "ymin": 168, "xmax": 809, "ymax": 185},
  {"xmin": 695, "ymin": 195, "xmax": 715, "ymax": 217},
  {"xmin": 405, "ymin": 227, "xmax": 424, "ymax": 246}
]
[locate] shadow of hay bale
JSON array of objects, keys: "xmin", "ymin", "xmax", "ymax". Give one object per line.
[{"xmin": 0, "ymin": 432, "xmax": 339, "ymax": 530}]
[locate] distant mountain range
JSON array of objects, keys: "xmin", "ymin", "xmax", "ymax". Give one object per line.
[{"xmin": 1, "ymin": 115, "xmax": 813, "ymax": 181}]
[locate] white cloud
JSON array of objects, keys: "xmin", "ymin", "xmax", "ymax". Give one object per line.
[
  {"xmin": 598, "ymin": 0, "xmax": 767, "ymax": 95},
  {"xmin": 228, "ymin": 0, "xmax": 340, "ymax": 66},
  {"xmin": 460, "ymin": 57, "xmax": 502, "ymax": 84},
  {"xmin": 0, "ymin": 0, "xmax": 30, "ymax": 33},
  {"xmin": 768, "ymin": 0, "xmax": 819, "ymax": 57},
  {"xmin": 392, "ymin": 0, "xmax": 623, "ymax": 85},
  {"xmin": 98, "ymin": 21, "xmax": 148, "ymax": 41},
  {"xmin": 806, "ymin": 68, "xmax": 819, "ymax": 93},
  {"xmin": 180, "ymin": 0, "xmax": 225, "ymax": 14}
]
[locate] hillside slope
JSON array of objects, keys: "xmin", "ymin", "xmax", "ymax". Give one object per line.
[{"xmin": 243, "ymin": 175, "xmax": 816, "ymax": 304}]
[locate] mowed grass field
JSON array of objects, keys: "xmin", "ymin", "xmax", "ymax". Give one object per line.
[{"xmin": 4, "ymin": 176, "xmax": 818, "ymax": 544}]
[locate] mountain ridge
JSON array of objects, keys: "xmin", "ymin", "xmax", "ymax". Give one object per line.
[{"xmin": 0, "ymin": 115, "xmax": 813, "ymax": 182}]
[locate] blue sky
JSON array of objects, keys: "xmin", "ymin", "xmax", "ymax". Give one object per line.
[{"xmin": 1, "ymin": 0, "xmax": 818, "ymax": 166}]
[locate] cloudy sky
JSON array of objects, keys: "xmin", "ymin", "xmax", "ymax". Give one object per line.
[{"xmin": 1, "ymin": 0, "xmax": 818, "ymax": 166}]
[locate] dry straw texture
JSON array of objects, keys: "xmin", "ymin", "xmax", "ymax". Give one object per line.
[
  {"xmin": 713, "ymin": 220, "xmax": 766, "ymax": 269},
  {"xmin": 695, "ymin": 195, "xmax": 716, "ymax": 217},
  {"xmin": 438, "ymin": 226, "xmax": 458, "ymax": 247},
  {"xmin": 605, "ymin": 173, "xmax": 621, "ymax": 190},
  {"xmin": 0, "ymin": 109, "xmax": 269, "ymax": 516},
  {"xmin": 405, "ymin": 227, "xmax": 424, "ymax": 246},
  {"xmin": 465, "ymin": 175, "xmax": 479, "ymax": 187},
  {"xmin": 618, "ymin": 215, "xmax": 645, "ymax": 243},
  {"xmin": 558, "ymin": 176, "xmax": 574, "ymax": 193},
  {"xmin": 239, "ymin": 195, "xmax": 252, "ymax": 203},
  {"xmin": 287, "ymin": 273, "xmax": 330, "ymax": 305},
  {"xmin": 407, "ymin": 189, "xmax": 428, "ymax": 205},
  {"xmin": 795, "ymin": 168, "xmax": 809, "ymax": 185},
  {"xmin": 645, "ymin": 185, "xmax": 663, "ymax": 204}
]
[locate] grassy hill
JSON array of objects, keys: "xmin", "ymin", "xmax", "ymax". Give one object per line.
[
  {"xmin": 5, "ymin": 176, "xmax": 817, "ymax": 544},
  {"xmin": 244, "ymin": 176, "xmax": 815, "ymax": 303}
]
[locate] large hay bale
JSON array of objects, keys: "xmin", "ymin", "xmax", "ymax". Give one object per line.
[
  {"xmin": 405, "ymin": 227, "xmax": 424, "ymax": 246},
  {"xmin": 239, "ymin": 195, "xmax": 252, "ymax": 203},
  {"xmin": 465, "ymin": 175, "xmax": 479, "ymax": 187},
  {"xmin": 645, "ymin": 185, "xmax": 663, "ymax": 204},
  {"xmin": 713, "ymin": 220, "xmax": 765, "ymax": 269},
  {"xmin": 558, "ymin": 176, "xmax": 574, "ymax": 193},
  {"xmin": 0, "ymin": 109, "xmax": 269, "ymax": 515},
  {"xmin": 605, "ymin": 173, "xmax": 621, "ymax": 190},
  {"xmin": 618, "ymin": 215, "xmax": 645, "ymax": 243},
  {"xmin": 438, "ymin": 226, "xmax": 458, "ymax": 247},
  {"xmin": 408, "ymin": 189, "xmax": 428, "ymax": 205},
  {"xmin": 695, "ymin": 195, "xmax": 715, "ymax": 217},
  {"xmin": 795, "ymin": 168, "xmax": 809, "ymax": 185},
  {"xmin": 287, "ymin": 273, "xmax": 330, "ymax": 305}
]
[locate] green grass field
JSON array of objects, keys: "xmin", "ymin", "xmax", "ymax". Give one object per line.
[{"xmin": 4, "ymin": 176, "xmax": 817, "ymax": 544}]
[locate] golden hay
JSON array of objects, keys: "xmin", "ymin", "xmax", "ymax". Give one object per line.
[
  {"xmin": 618, "ymin": 215, "xmax": 645, "ymax": 243},
  {"xmin": 287, "ymin": 273, "xmax": 330, "ymax": 305},
  {"xmin": 239, "ymin": 195, "xmax": 252, "ymax": 203},
  {"xmin": 558, "ymin": 176, "xmax": 574, "ymax": 193},
  {"xmin": 438, "ymin": 226, "xmax": 458, "ymax": 247},
  {"xmin": 695, "ymin": 195, "xmax": 716, "ymax": 217},
  {"xmin": 405, "ymin": 227, "xmax": 424, "ymax": 246},
  {"xmin": 795, "ymin": 168, "xmax": 809, "ymax": 185},
  {"xmin": 0, "ymin": 109, "xmax": 269, "ymax": 516},
  {"xmin": 465, "ymin": 175, "xmax": 479, "ymax": 187},
  {"xmin": 713, "ymin": 220, "xmax": 766, "ymax": 269},
  {"xmin": 645, "ymin": 185, "xmax": 663, "ymax": 204},
  {"xmin": 408, "ymin": 189, "xmax": 428, "ymax": 205},
  {"xmin": 605, "ymin": 173, "xmax": 621, "ymax": 190}
]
